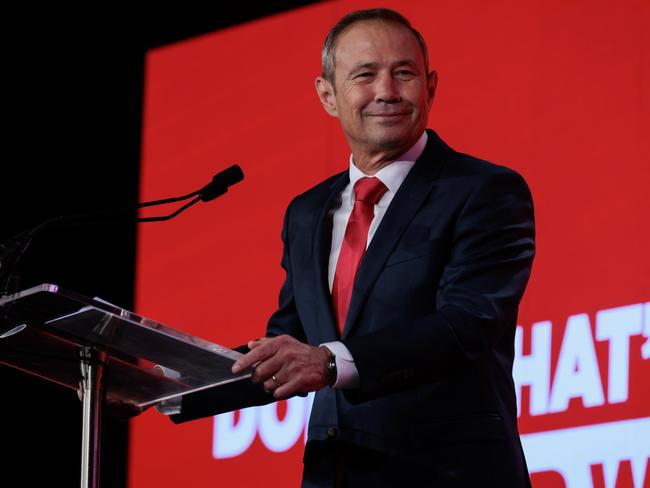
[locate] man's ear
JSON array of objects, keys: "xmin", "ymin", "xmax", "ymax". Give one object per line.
[
  {"xmin": 426, "ymin": 70, "xmax": 438, "ymax": 105},
  {"xmin": 315, "ymin": 77, "xmax": 338, "ymax": 117}
]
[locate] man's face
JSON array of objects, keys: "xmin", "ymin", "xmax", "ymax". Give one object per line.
[{"xmin": 317, "ymin": 20, "xmax": 436, "ymax": 156}]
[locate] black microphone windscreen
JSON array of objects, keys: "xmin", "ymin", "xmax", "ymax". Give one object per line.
[
  {"xmin": 212, "ymin": 165, "xmax": 244, "ymax": 188},
  {"xmin": 199, "ymin": 165, "xmax": 244, "ymax": 202}
]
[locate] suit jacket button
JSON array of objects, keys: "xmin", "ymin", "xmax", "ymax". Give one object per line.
[{"xmin": 326, "ymin": 426, "xmax": 337, "ymax": 438}]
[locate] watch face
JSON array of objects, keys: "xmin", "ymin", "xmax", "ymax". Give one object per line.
[{"xmin": 329, "ymin": 358, "xmax": 337, "ymax": 386}]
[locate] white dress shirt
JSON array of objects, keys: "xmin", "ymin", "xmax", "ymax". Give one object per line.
[{"xmin": 322, "ymin": 131, "xmax": 427, "ymax": 388}]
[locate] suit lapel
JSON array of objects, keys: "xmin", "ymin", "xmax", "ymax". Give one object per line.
[
  {"xmin": 341, "ymin": 130, "xmax": 450, "ymax": 337},
  {"xmin": 312, "ymin": 171, "xmax": 349, "ymax": 340}
]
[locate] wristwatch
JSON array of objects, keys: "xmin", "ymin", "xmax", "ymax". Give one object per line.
[{"xmin": 320, "ymin": 346, "xmax": 337, "ymax": 387}]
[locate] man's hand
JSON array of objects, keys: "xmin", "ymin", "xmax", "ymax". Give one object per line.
[
  {"xmin": 76, "ymin": 384, "xmax": 148, "ymax": 421},
  {"xmin": 104, "ymin": 397, "xmax": 148, "ymax": 420},
  {"xmin": 231, "ymin": 335, "xmax": 331, "ymax": 399},
  {"xmin": 77, "ymin": 365, "xmax": 167, "ymax": 421}
]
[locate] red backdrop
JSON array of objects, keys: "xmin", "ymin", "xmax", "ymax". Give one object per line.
[{"xmin": 131, "ymin": 1, "xmax": 650, "ymax": 486}]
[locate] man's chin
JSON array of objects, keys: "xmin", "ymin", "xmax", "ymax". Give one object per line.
[{"xmin": 368, "ymin": 127, "xmax": 418, "ymax": 150}]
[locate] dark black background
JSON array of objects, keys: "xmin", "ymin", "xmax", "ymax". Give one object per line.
[{"xmin": 2, "ymin": 3, "xmax": 320, "ymax": 485}]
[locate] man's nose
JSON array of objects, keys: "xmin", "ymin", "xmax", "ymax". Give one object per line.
[{"xmin": 374, "ymin": 74, "xmax": 402, "ymax": 103}]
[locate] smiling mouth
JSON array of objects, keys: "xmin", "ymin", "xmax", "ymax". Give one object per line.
[{"xmin": 367, "ymin": 113, "xmax": 409, "ymax": 117}]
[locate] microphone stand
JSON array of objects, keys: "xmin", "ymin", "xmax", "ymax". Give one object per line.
[{"xmin": 0, "ymin": 164, "xmax": 244, "ymax": 297}]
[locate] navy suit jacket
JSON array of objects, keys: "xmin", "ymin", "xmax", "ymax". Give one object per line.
[{"xmin": 172, "ymin": 129, "xmax": 535, "ymax": 487}]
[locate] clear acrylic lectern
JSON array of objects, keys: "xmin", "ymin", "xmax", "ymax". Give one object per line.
[{"xmin": 0, "ymin": 283, "xmax": 251, "ymax": 488}]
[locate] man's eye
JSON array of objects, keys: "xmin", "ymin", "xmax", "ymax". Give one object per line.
[
  {"xmin": 395, "ymin": 70, "xmax": 415, "ymax": 78},
  {"xmin": 355, "ymin": 72, "xmax": 373, "ymax": 79}
]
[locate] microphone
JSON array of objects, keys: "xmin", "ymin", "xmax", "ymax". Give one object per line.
[
  {"xmin": 0, "ymin": 164, "xmax": 244, "ymax": 296},
  {"xmin": 200, "ymin": 165, "xmax": 244, "ymax": 202},
  {"xmin": 137, "ymin": 164, "xmax": 244, "ymax": 221}
]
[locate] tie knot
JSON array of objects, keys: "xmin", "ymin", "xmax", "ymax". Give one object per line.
[{"xmin": 353, "ymin": 177, "xmax": 388, "ymax": 205}]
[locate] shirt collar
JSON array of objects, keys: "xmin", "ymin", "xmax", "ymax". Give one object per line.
[{"xmin": 348, "ymin": 131, "xmax": 427, "ymax": 195}]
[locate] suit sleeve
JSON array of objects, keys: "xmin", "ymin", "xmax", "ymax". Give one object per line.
[
  {"xmin": 341, "ymin": 170, "xmax": 535, "ymax": 401},
  {"xmin": 265, "ymin": 199, "xmax": 309, "ymax": 342},
  {"xmin": 170, "ymin": 200, "xmax": 306, "ymax": 423}
]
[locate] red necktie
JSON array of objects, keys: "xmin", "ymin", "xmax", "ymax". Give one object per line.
[{"xmin": 332, "ymin": 177, "xmax": 388, "ymax": 335}]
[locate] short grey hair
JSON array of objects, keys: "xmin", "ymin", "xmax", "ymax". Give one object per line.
[{"xmin": 321, "ymin": 8, "xmax": 430, "ymax": 85}]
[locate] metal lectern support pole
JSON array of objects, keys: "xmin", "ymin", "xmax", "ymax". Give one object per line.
[{"xmin": 79, "ymin": 346, "xmax": 105, "ymax": 488}]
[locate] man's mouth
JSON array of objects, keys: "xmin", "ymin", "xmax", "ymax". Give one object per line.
[
  {"xmin": 366, "ymin": 112, "xmax": 409, "ymax": 117},
  {"xmin": 366, "ymin": 112, "xmax": 409, "ymax": 119}
]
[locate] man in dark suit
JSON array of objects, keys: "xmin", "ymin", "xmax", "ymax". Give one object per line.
[{"xmin": 169, "ymin": 8, "xmax": 535, "ymax": 487}]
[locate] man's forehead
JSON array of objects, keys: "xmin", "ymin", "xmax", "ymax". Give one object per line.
[{"xmin": 333, "ymin": 19, "xmax": 423, "ymax": 65}]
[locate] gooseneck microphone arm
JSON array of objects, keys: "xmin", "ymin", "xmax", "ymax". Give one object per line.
[
  {"xmin": 135, "ymin": 163, "xmax": 244, "ymax": 222},
  {"xmin": 0, "ymin": 164, "xmax": 244, "ymax": 296}
]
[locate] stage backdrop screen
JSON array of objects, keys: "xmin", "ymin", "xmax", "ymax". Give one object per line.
[{"xmin": 131, "ymin": 1, "xmax": 649, "ymax": 487}]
